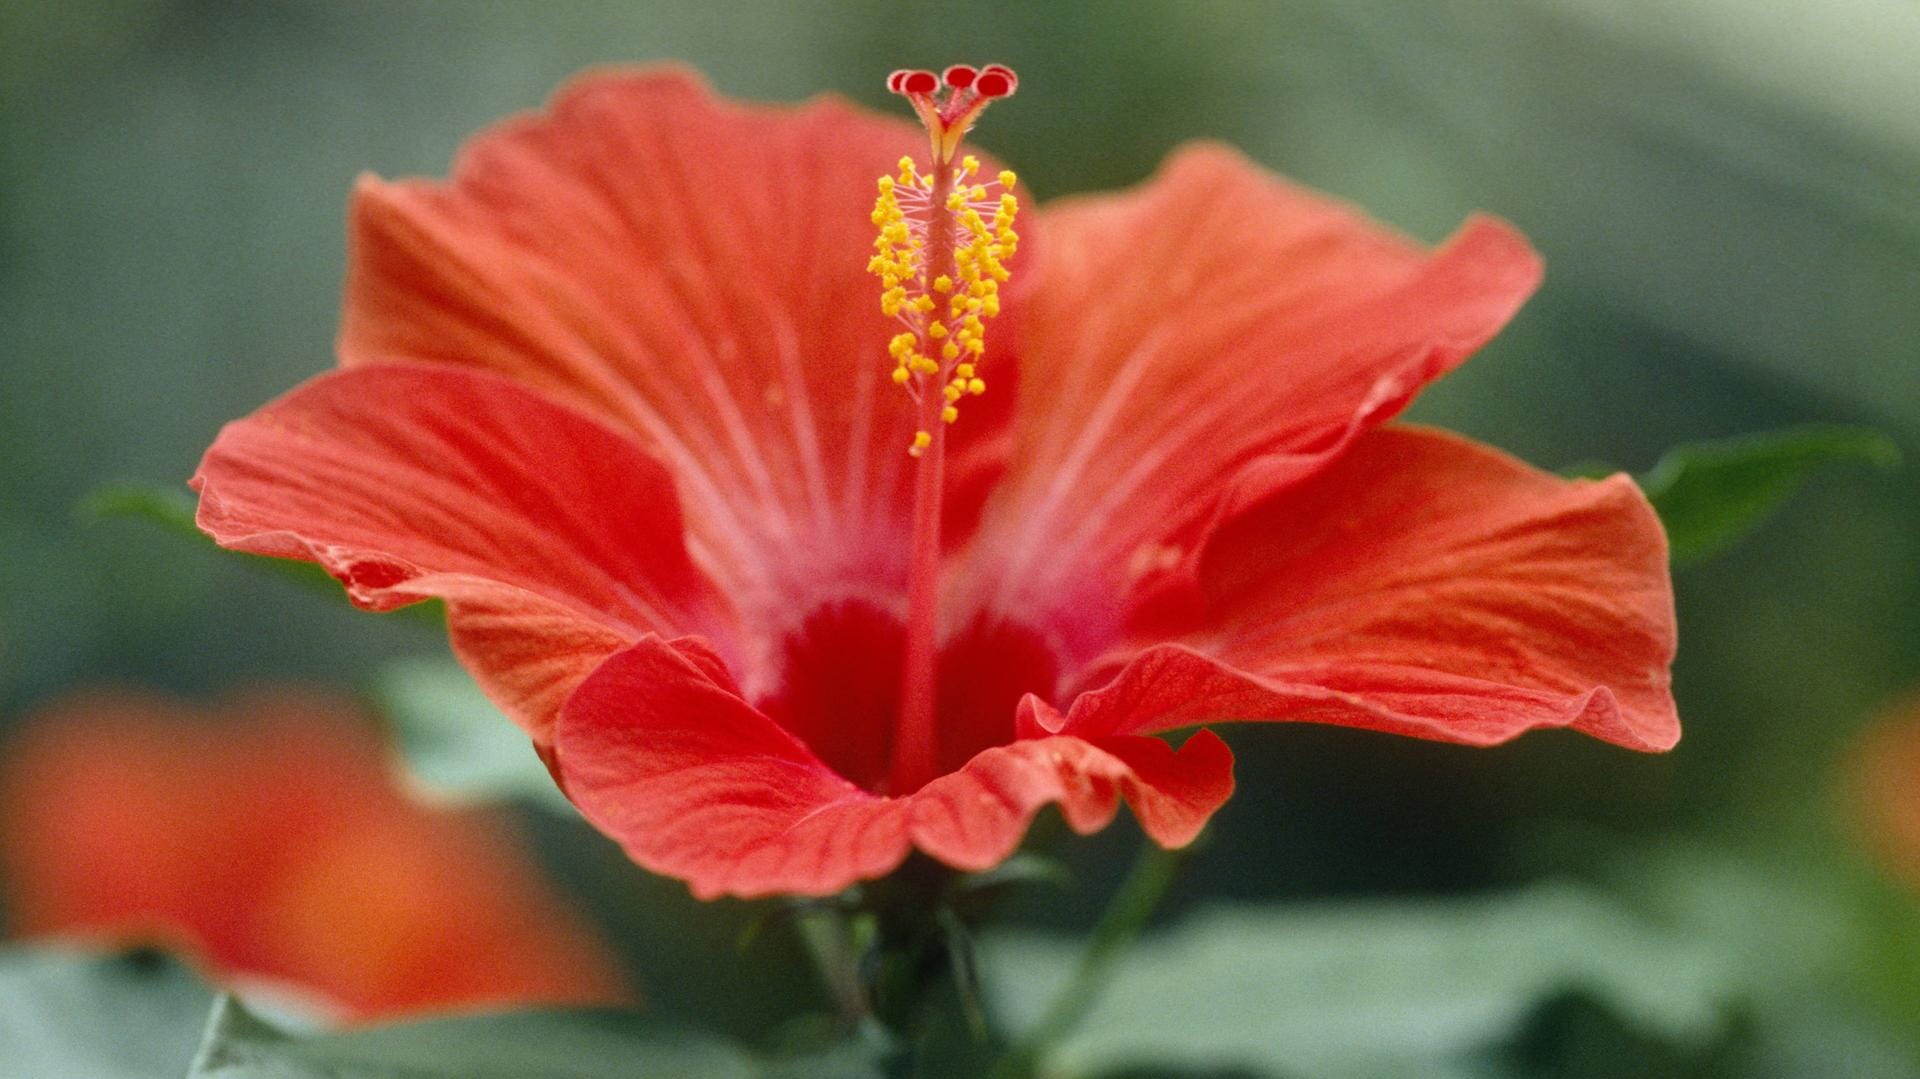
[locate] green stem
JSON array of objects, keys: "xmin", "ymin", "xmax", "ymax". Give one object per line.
[
  {"xmin": 993, "ymin": 842, "xmax": 1187, "ymax": 1079},
  {"xmin": 794, "ymin": 904, "xmax": 872, "ymax": 1027}
]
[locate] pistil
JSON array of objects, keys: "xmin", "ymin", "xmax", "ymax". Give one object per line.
[{"xmin": 871, "ymin": 65, "xmax": 1019, "ymax": 794}]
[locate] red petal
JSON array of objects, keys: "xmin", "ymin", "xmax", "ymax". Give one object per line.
[
  {"xmin": 340, "ymin": 67, "xmax": 1009, "ymax": 613},
  {"xmin": 908, "ymin": 730, "xmax": 1234, "ymax": 870},
  {"xmin": 971, "ymin": 145, "xmax": 1541, "ymax": 651},
  {"xmin": 1058, "ymin": 427, "xmax": 1678, "ymax": 751},
  {"xmin": 192, "ymin": 363, "xmax": 725, "ymax": 743},
  {"xmin": 555, "ymin": 641, "xmax": 1234, "ymax": 898},
  {"xmin": 554, "ymin": 636, "xmax": 909, "ymax": 900}
]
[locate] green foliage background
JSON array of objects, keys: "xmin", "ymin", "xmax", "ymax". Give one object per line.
[{"xmin": 2, "ymin": 2, "xmax": 1918, "ymax": 1075}]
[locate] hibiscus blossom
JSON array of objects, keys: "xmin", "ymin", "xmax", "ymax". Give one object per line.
[
  {"xmin": 0, "ymin": 688, "xmax": 629, "ymax": 1018},
  {"xmin": 192, "ymin": 65, "xmax": 1678, "ymax": 900}
]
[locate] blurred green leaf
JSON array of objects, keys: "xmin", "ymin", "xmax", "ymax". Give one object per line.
[
  {"xmin": 371, "ymin": 657, "xmax": 571, "ymax": 812},
  {"xmin": 956, "ymin": 852, "xmax": 1075, "ymax": 897},
  {"xmin": 80, "ymin": 480, "xmax": 442, "ymax": 626},
  {"xmin": 187, "ymin": 995, "xmax": 883, "ymax": 1079},
  {"xmin": 983, "ymin": 883, "xmax": 1738, "ymax": 1079},
  {"xmin": 79, "ymin": 482, "xmax": 205, "ymax": 542},
  {"xmin": 0, "ymin": 946, "xmax": 219, "ymax": 1079},
  {"xmin": 1638, "ymin": 425, "xmax": 1899, "ymax": 566},
  {"xmin": 1482, "ymin": 990, "xmax": 1748, "ymax": 1079},
  {"xmin": 78, "ymin": 479, "xmax": 338, "ymax": 599}
]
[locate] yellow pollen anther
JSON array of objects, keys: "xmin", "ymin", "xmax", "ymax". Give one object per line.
[{"xmin": 872, "ymin": 67, "xmax": 1022, "ymax": 453}]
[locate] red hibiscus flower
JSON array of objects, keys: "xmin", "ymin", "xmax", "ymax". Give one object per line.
[
  {"xmin": 0, "ymin": 688, "xmax": 629, "ymax": 1019},
  {"xmin": 192, "ymin": 66, "xmax": 1678, "ymax": 901}
]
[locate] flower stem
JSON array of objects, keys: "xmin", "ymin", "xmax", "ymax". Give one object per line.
[
  {"xmin": 890, "ymin": 158, "xmax": 959, "ymax": 797},
  {"xmin": 793, "ymin": 903, "xmax": 873, "ymax": 1026},
  {"xmin": 991, "ymin": 842, "xmax": 1188, "ymax": 1079}
]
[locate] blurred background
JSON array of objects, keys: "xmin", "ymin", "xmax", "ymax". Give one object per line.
[{"xmin": 3, "ymin": 2, "xmax": 1918, "ymax": 1076}]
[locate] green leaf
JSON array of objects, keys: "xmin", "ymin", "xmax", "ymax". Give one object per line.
[
  {"xmin": 370, "ymin": 657, "xmax": 572, "ymax": 812},
  {"xmin": 0, "ymin": 946, "xmax": 220, "ymax": 1079},
  {"xmin": 982, "ymin": 883, "xmax": 1739, "ymax": 1079},
  {"xmin": 79, "ymin": 480, "xmax": 442, "ymax": 626},
  {"xmin": 1637, "ymin": 425, "xmax": 1899, "ymax": 567},
  {"xmin": 187, "ymin": 996, "xmax": 883, "ymax": 1079},
  {"xmin": 79, "ymin": 482, "xmax": 206, "ymax": 542}
]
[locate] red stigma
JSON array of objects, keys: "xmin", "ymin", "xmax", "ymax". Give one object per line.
[
  {"xmin": 885, "ymin": 63, "xmax": 1019, "ymax": 163},
  {"xmin": 885, "ymin": 63, "xmax": 1018, "ymax": 106}
]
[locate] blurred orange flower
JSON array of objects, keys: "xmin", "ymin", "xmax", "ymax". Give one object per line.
[
  {"xmin": 0, "ymin": 687, "xmax": 629, "ymax": 1020},
  {"xmin": 1848, "ymin": 692, "xmax": 1920, "ymax": 894}
]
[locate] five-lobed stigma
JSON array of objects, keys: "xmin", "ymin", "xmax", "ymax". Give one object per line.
[{"xmin": 870, "ymin": 65, "xmax": 1019, "ymax": 455}]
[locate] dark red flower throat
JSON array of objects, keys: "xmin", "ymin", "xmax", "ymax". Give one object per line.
[{"xmin": 764, "ymin": 603, "xmax": 1059, "ymax": 795}]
